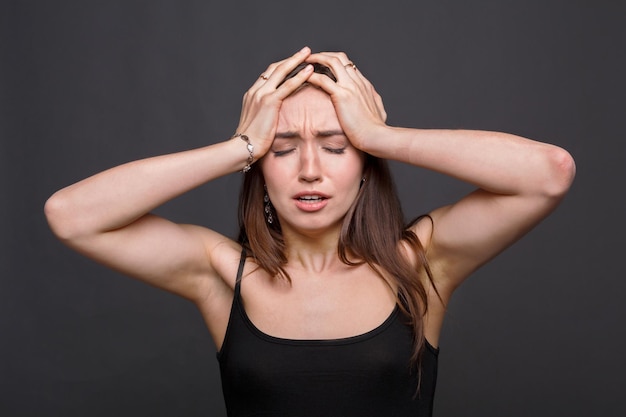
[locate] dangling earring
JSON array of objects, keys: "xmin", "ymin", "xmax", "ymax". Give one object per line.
[{"xmin": 264, "ymin": 188, "xmax": 274, "ymax": 224}]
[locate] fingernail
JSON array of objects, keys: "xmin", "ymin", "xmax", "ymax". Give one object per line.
[{"xmin": 298, "ymin": 46, "xmax": 309, "ymax": 54}]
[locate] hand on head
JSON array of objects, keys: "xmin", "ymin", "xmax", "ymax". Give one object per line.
[
  {"xmin": 235, "ymin": 48, "xmax": 388, "ymax": 161},
  {"xmin": 235, "ymin": 47, "xmax": 313, "ymax": 160},
  {"xmin": 305, "ymin": 52, "xmax": 388, "ymax": 150}
]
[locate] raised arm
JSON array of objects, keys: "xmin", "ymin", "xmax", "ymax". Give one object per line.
[
  {"xmin": 45, "ymin": 140, "xmax": 251, "ymax": 300},
  {"xmin": 44, "ymin": 47, "xmax": 315, "ymax": 303},
  {"xmin": 306, "ymin": 52, "xmax": 576, "ymax": 300},
  {"xmin": 366, "ymin": 128, "xmax": 575, "ymax": 293}
]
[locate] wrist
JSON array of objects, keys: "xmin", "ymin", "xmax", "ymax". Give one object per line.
[
  {"xmin": 231, "ymin": 133, "xmax": 254, "ymax": 172},
  {"xmin": 355, "ymin": 124, "xmax": 394, "ymax": 156}
]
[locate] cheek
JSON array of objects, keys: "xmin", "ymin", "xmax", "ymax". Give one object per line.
[
  {"xmin": 330, "ymin": 154, "xmax": 365, "ymax": 182},
  {"xmin": 259, "ymin": 158, "xmax": 292, "ymax": 195},
  {"xmin": 330, "ymin": 170, "xmax": 363, "ymax": 202}
]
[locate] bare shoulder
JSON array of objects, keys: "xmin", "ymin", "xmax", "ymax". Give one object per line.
[
  {"xmin": 409, "ymin": 214, "xmax": 435, "ymax": 250},
  {"xmin": 403, "ymin": 213, "xmax": 439, "ymax": 272},
  {"xmin": 403, "ymin": 214, "xmax": 449, "ymax": 346},
  {"xmin": 404, "ymin": 212, "xmax": 454, "ymax": 302},
  {"xmin": 189, "ymin": 227, "xmax": 248, "ymax": 348},
  {"xmin": 185, "ymin": 225, "xmax": 244, "ymax": 293}
]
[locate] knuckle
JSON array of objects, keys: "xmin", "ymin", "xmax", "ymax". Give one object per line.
[
  {"xmin": 330, "ymin": 55, "xmax": 344, "ymax": 66},
  {"xmin": 259, "ymin": 94, "xmax": 273, "ymax": 106},
  {"xmin": 335, "ymin": 88, "xmax": 351, "ymax": 100}
]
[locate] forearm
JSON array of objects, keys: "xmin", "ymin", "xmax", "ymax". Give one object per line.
[
  {"xmin": 363, "ymin": 126, "xmax": 575, "ymax": 197},
  {"xmin": 45, "ymin": 137, "xmax": 250, "ymax": 240}
]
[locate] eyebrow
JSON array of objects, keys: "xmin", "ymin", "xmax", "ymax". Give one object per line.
[{"xmin": 274, "ymin": 130, "xmax": 345, "ymax": 139}]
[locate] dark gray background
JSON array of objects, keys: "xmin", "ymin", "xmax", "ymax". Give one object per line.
[{"xmin": 2, "ymin": 1, "xmax": 625, "ymax": 416}]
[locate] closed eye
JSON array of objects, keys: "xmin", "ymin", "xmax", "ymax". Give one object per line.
[
  {"xmin": 324, "ymin": 147, "xmax": 346, "ymax": 154},
  {"xmin": 272, "ymin": 148, "xmax": 295, "ymax": 157}
]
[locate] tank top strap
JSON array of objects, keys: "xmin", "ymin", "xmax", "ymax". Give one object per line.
[{"xmin": 234, "ymin": 247, "xmax": 246, "ymax": 296}]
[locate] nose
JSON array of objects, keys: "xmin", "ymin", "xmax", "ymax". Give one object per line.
[{"xmin": 298, "ymin": 143, "xmax": 322, "ymax": 183}]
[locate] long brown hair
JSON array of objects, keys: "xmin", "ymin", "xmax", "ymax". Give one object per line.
[
  {"xmin": 236, "ymin": 62, "xmax": 437, "ymax": 373},
  {"xmin": 237, "ymin": 155, "xmax": 436, "ymax": 368}
]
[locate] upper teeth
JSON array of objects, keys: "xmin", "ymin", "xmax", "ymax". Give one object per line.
[{"xmin": 299, "ymin": 195, "xmax": 322, "ymax": 201}]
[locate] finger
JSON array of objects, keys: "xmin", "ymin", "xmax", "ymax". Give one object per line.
[
  {"xmin": 241, "ymin": 47, "xmax": 311, "ymax": 121},
  {"xmin": 309, "ymin": 52, "xmax": 355, "ymax": 74},
  {"xmin": 250, "ymin": 61, "xmax": 283, "ymax": 90},
  {"xmin": 373, "ymin": 89, "xmax": 387, "ymax": 122},
  {"xmin": 307, "ymin": 52, "xmax": 362, "ymax": 85},
  {"xmin": 261, "ymin": 47, "xmax": 311, "ymax": 87},
  {"xmin": 306, "ymin": 71, "xmax": 340, "ymax": 95},
  {"xmin": 315, "ymin": 51, "xmax": 352, "ymax": 66},
  {"xmin": 248, "ymin": 47, "xmax": 311, "ymax": 93},
  {"xmin": 274, "ymin": 64, "xmax": 314, "ymax": 99}
]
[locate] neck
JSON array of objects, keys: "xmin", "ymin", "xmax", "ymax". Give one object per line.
[{"xmin": 282, "ymin": 225, "xmax": 349, "ymax": 274}]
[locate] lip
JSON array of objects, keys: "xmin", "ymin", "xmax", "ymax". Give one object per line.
[{"xmin": 292, "ymin": 191, "xmax": 330, "ymax": 212}]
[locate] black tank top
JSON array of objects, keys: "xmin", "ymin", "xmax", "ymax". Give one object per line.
[{"xmin": 217, "ymin": 252, "xmax": 439, "ymax": 416}]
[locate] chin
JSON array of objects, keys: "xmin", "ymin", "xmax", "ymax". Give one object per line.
[{"xmin": 282, "ymin": 216, "xmax": 344, "ymax": 237}]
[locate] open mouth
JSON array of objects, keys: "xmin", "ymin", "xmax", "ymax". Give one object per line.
[
  {"xmin": 293, "ymin": 193, "xmax": 330, "ymax": 212},
  {"xmin": 296, "ymin": 195, "xmax": 326, "ymax": 202}
]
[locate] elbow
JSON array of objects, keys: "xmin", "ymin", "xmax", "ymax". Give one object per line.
[
  {"xmin": 44, "ymin": 191, "xmax": 82, "ymax": 242},
  {"xmin": 542, "ymin": 146, "xmax": 576, "ymax": 199}
]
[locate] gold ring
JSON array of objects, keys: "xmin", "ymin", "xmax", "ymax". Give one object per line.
[
  {"xmin": 344, "ymin": 62, "xmax": 357, "ymax": 70},
  {"xmin": 260, "ymin": 74, "xmax": 269, "ymax": 80}
]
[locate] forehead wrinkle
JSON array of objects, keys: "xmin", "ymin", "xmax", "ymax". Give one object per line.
[{"xmin": 277, "ymin": 88, "xmax": 342, "ymax": 139}]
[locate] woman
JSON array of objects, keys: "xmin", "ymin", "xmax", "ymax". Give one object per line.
[{"xmin": 45, "ymin": 47, "xmax": 575, "ymax": 416}]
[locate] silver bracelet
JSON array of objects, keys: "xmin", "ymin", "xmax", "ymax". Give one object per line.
[{"xmin": 232, "ymin": 133, "xmax": 254, "ymax": 173}]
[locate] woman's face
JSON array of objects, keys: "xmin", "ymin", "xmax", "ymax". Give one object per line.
[{"xmin": 261, "ymin": 86, "xmax": 365, "ymax": 237}]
